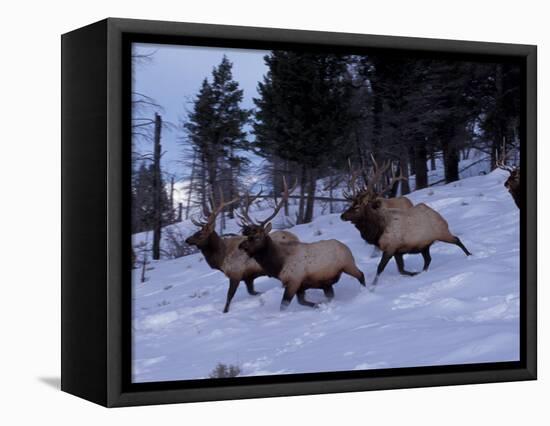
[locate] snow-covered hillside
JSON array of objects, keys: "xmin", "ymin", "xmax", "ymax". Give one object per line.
[{"xmin": 132, "ymin": 169, "xmax": 519, "ymax": 383}]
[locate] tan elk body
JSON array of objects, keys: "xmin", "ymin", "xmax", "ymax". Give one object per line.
[
  {"xmin": 368, "ymin": 203, "xmax": 462, "ymax": 255},
  {"xmin": 239, "ymin": 179, "xmax": 365, "ymax": 310},
  {"xmin": 274, "ymin": 240, "xmax": 359, "ymax": 288},
  {"xmin": 379, "ymin": 196, "xmax": 413, "ymax": 209}
]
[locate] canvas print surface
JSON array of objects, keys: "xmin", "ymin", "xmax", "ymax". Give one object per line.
[{"xmin": 130, "ymin": 42, "xmax": 521, "ymax": 383}]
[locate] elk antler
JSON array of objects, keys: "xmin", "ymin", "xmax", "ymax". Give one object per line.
[
  {"xmin": 257, "ymin": 176, "xmax": 297, "ymax": 227},
  {"xmin": 190, "ymin": 214, "xmax": 208, "ymax": 227},
  {"xmin": 496, "ymin": 141, "xmax": 516, "ymax": 173},
  {"xmin": 366, "ymin": 154, "xmax": 392, "ymax": 195},
  {"xmin": 194, "ymin": 187, "xmax": 239, "ymax": 229},
  {"xmin": 239, "ymin": 177, "xmax": 297, "ymax": 228},
  {"xmin": 236, "ymin": 187, "xmax": 264, "ymax": 227},
  {"xmin": 378, "ymin": 164, "xmax": 408, "ymax": 196},
  {"xmin": 343, "ymin": 158, "xmax": 366, "ymax": 200}
]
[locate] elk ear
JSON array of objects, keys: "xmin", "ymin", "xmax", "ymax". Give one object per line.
[
  {"xmin": 264, "ymin": 222, "xmax": 272, "ymax": 233},
  {"xmin": 371, "ymin": 199, "xmax": 381, "ymax": 210}
]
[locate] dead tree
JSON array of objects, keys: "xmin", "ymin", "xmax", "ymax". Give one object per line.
[
  {"xmin": 184, "ymin": 151, "xmax": 198, "ymax": 220},
  {"xmin": 152, "ymin": 113, "xmax": 162, "ymax": 260}
]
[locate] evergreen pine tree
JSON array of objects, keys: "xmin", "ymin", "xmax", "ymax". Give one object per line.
[
  {"xmin": 254, "ymin": 51, "xmax": 354, "ymax": 223},
  {"xmin": 183, "ymin": 56, "xmax": 250, "ymax": 220}
]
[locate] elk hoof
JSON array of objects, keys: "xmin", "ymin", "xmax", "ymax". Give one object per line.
[
  {"xmin": 251, "ymin": 291, "xmax": 262, "ymax": 296},
  {"xmin": 280, "ymin": 301, "xmax": 290, "ymax": 311}
]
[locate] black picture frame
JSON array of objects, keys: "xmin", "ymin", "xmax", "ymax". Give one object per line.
[{"xmin": 61, "ymin": 17, "xmax": 537, "ymax": 407}]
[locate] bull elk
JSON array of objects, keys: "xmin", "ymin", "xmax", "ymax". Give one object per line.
[
  {"xmin": 341, "ymin": 158, "xmax": 471, "ymax": 286},
  {"xmin": 238, "ymin": 178, "xmax": 365, "ymax": 310},
  {"xmin": 185, "ymin": 190, "xmax": 298, "ymax": 313}
]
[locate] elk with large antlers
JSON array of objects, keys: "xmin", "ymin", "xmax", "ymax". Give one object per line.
[
  {"xmin": 185, "ymin": 190, "xmax": 298, "ymax": 313},
  {"xmin": 238, "ymin": 178, "xmax": 366, "ymax": 310},
  {"xmin": 341, "ymin": 157, "xmax": 471, "ymax": 286}
]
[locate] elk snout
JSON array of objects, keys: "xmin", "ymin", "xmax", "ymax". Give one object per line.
[
  {"xmin": 341, "ymin": 210, "xmax": 352, "ymax": 221},
  {"xmin": 238, "ymin": 240, "xmax": 250, "ymax": 252}
]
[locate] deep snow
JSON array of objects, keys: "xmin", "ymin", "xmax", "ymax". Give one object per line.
[{"xmin": 132, "ymin": 168, "xmax": 519, "ymax": 383}]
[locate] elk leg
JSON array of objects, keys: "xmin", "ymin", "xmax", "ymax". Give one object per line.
[
  {"xmin": 323, "ymin": 285, "xmax": 335, "ymax": 301},
  {"xmin": 372, "ymin": 252, "xmax": 392, "ymax": 286},
  {"xmin": 343, "ymin": 265, "xmax": 366, "ymax": 287},
  {"xmin": 453, "ymin": 236, "xmax": 472, "ymax": 256},
  {"xmin": 223, "ymin": 279, "xmax": 240, "ymax": 313},
  {"xmin": 244, "ymin": 278, "xmax": 261, "ymax": 296},
  {"xmin": 394, "ymin": 253, "xmax": 419, "ymax": 276},
  {"xmin": 280, "ymin": 285, "xmax": 298, "ymax": 311},
  {"xmin": 421, "ymin": 246, "xmax": 432, "ymax": 271},
  {"xmin": 297, "ymin": 289, "xmax": 318, "ymax": 308}
]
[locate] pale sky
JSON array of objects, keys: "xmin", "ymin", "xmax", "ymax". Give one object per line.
[{"xmin": 132, "ymin": 42, "xmax": 269, "ymax": 180}]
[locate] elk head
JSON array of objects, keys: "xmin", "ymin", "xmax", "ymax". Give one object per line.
[
  {"xmin": 503, "ymin": 168, "xmax": 520, "ymax": 191},
  {"xmin": 496, "ymin": 144, "xmax": 520, "ymax": 208},
  {"xmin": 238, "ymin": 177, "xmax": 296, "ymax": 256},
  {"xmin": 341, "ymin": 156, "xmax": 405, "ymax": 223},
  {"xmin": 185, "ymin": 190, "xmax": 239, "ymax": 247},
  {"xmin": 496, "ymin": 154, "xmax": 519, "ymax": 187}
]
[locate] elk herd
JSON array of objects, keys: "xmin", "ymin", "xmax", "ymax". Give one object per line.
[{"xmin": 185, "ymin": 156, "xmax": 519, "ymax": 313}]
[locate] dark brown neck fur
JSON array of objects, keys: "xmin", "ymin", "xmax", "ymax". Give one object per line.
[
  {"xmin": 506, "ymin": 170, "xmax": 520, "ymax": 208},
  {"xmin": 352, "ymin": 207, "xmax": 386, "ymax": 247},
  {"xmin": 249, "ymin": 237, "xmax": 285, "ymax": 278},
  {"xmin": 198, "ymin": 232, "xmax": 226, "ymax": 271}
]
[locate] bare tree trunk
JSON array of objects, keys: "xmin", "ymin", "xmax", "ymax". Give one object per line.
[
  {"xmin": 442, "ymin": 138, "xmax": 460, "ymax": 183},
  {"xmin": 207, "ymin": 160, "xmax": 218, "ymax": 208},
  {"xmin": 399, "ymin": 149, "xmax": 410, "ymax": 195},
  {"xmin": 372, "ymin": 86, "xmax": 383, "ymax": 157},
  {"xmin": 200, "ymin": 154, "xmax": 207, "ymax": 215},
  {"xmin": 140, "ymin": 234, "xmax": 150, "ymax": 283},
  {"xmin": 152, "ymin": 113, "xmax": 162, "ymax": 260},
  {"xmin": 414, "ymin": 142, "xmax": 428, "ymax": 190},
  {"xmin": 220, "ymin": 211, "xmax": 225, "ymax": 234},
  {"xmin": 169, "ymin": 175, "xmax": 175, "ymax": 223},
  {"xmin": 227, "ymin": 148, "xmax": 235, "ymax": 219},
  {"xmin": 329, "ymin": 173, "xmax": 334, "ymax": 214},
  {"xmin": 408, "ymin": 145, "xmax": 416, "ymax": 178},
  {"xmin": 140, "ymin": 245, "xmax": 148, "ymax": 283},
  {"xmin": 283, "ymin": 160, "xmax": 289, "ymax": 216},
  {"xmin": 178, "ymin": 202, "xmax": 183, "ymax": 222},
  {"xmin": 297, "ymin": 164, "xmax": 307, "ymax": 224},
  {"xmin": 430, "ymin": 152, "xmax": 436, "ymax": 171},
  {"xmin": 491, "ymin": 64, "xmax": 505, "ymax": 170},
  {"xmin": 304, "ymin": 168, "xmax": 317, "ymax": 223},
  {"xmin": 185, "ymin": 151, "xmax": 197, "ymax": 220}
]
